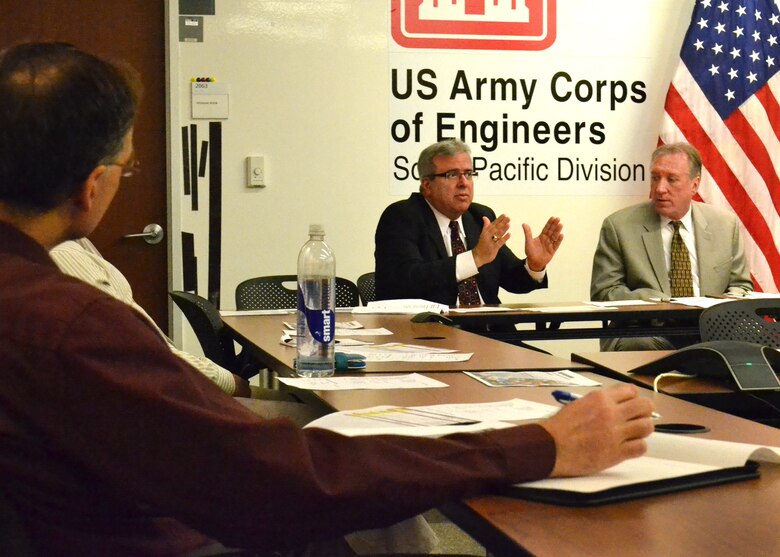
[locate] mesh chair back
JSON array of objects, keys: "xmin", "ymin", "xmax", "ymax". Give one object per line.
[
  {"xmin": 169, "ymin": 291, "xmax": 237, "ymax": 369},
  {"xmin": 699, "ymin": 298, "xmax": 780, "ymax": 347},
  {"xmin": 335, "ymin": 278, "xmax": 360, "ymax": 308},
  {"xmin": 235, "ymin": 275, "xmax": 360, "ymax": 310},
  {"xmin": 357, "ymin": 272, "xmax": 376, "ymax": 305},
  {"xmin": 235, "ymin": 275, "xmax": 298, "ymax": 310}
]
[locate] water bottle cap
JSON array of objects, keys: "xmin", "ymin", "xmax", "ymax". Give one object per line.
[{"xmin": 309, "ymin": 224, "xmax": 325, "ymax": 235}]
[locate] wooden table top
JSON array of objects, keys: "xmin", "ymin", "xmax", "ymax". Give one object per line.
[
  {"xmin": 571, "ymin": 350, "xmax": 736, "ymax": 394},
  {"xmin": 222, "ymin": 312, "xmax": 589, "ymax": 376},
  {"xmin": 307, "ymin": 371, "xmax": 780, "ymax": 557}
]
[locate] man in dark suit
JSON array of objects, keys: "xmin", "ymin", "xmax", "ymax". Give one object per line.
[{"xmin": 375, "ymin": 139, "xmax": 564, "ymax": 306}]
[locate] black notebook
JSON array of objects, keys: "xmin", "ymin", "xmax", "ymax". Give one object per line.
[{"xmin": 504, "ymin": 432, "xmax": 778, "ymax": 507}]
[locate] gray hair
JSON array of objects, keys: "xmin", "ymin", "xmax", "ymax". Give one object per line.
[
  {"xmin": 651, "ymin": 142, "xmax": 702, "ymax": 179},
  {"xmin": 418, "ymin": 138, "xmax": 471, "ymax": 180}
]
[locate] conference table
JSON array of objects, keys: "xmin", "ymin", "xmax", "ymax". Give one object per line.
[
  {"xmin": 300, "ymin": 373, "xmax": 780, "ymax": 557},
  {"xmin": 224, "ymin": 312, "xmax": 780, "ymax": 556},
  {"xmin": 572, "ymin": 350, "xmax": 780, "ymax": 425},
  {"xmin": 222, "ymin": 312, "xmax": 589, "ymax": 377},
  {"xmin": 445, "ymin": 300, "xmax": 703, "ymax": 342}
]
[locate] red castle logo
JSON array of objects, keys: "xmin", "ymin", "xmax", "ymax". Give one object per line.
[{"xmin": 391, "ymin": 0, "xmax": 556, "ymax": 51}]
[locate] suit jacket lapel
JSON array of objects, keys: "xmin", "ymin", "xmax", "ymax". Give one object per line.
[
  {"xmin": 640, "ymin": 205, "xmax": 669, "ymax": 293},
  {"xmin": 413, "ymin": 193, "xmax": 449, "ymax": 259},
  {"xmin": 692, "ymin": 203, "xmax": 716, "ymax": 293}
]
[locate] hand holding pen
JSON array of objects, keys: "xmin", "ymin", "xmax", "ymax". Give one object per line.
[
  {"xmin": 552, "ymin": 390, "xmax": 662, "ymax": 420},
  {"xmin": 541, "ymin": 384, "xmax": 655, "ymax": 477}
]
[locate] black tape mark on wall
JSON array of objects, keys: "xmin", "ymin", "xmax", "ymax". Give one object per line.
[
  {"xmin": 181, "ymin": 232, "xmax": 197, "ymax": 292},
  {"xmin": 190, "ymin": 124, "xmax": 198, "ymax": 211},
  {"xmin": 181, "ymin": 126, "xmax": 191, "ymax": 195},
  {"xmin": 198, "ymin": 140, "xmax": 209, "ymax": 177},
  {"xmin": 207, "ymin": 121, "xmax": 222, "ymax": 307}
]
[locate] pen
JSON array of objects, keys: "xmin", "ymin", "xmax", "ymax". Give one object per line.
[{"xmin": 551, "ymin": 390, "xmax": 662, "ymax": 420}]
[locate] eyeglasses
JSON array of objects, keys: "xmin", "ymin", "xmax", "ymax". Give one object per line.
[
  {"xmin": 428, "ymin": 170, "xmax": 478, "ymax": 182},
  {"xmin": 106, "ymin": 157, "xmax": 141, "ymax": 178}
]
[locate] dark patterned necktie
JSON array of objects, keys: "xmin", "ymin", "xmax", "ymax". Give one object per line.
[
  {"xmin": 669, "ymin": 221, "xmax": 694, "ymax": 297},
  {"xmin": 449, "ymin": 221, "xmax": 481, "ymax": 306}
]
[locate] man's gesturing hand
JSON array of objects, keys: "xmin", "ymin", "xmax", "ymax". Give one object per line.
[
  {"xmin": 472, "ymin": 214, "xmax": 511, "ymax": 268},
  {"xmin": 524, "ymin": 216, "xmax": 563, "ymax": 272}
]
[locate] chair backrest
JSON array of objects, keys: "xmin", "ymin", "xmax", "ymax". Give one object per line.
[
  {"xmin": 235, "ymin": 275, "xmax": 360, "ymax": 310},
  {"xmin": 335, "ymin": 278, "xmax": 360, "ymax": 308},
  {"xmin": 357, "ymin": 272, "xmax": 376, "ymax": 305},
  {"xmin": 169, "ymin": 291, "xmax": 238, "ymax": 369},
  {"xmin": 235, "ymin": 275, "xmax": 297, "ymax": 310},
  {"xmin": 699, "ymin": 299, "xmax": 780, "ymax": 347}
]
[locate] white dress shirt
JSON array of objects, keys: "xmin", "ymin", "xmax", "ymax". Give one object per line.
[
  {"xmin": 50, "ymin": 239, "xmax": 237, "ymax": 394},
  {"xmin": 424, "ymin": 200, "xmax": 545, "ymax": 305}
]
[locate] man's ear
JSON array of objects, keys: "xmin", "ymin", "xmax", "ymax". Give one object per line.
[
  {"xmin": 692, "ymin": 175, "xmax": 701, "ymax": 195},
  {"xmin": 71, "ymin": 165, "xmax": 107, "ymax": 212},
  {"xmin": 420, "ymin": 178, "xmax": 431, "ymax": 197}
]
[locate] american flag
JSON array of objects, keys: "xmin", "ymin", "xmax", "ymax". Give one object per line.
[{"xmin": 659, "ymin": 0, "xmax": 780, "ymax": 292}]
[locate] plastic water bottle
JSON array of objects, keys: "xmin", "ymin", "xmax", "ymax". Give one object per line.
[{"xmin": 296, "ymin": 224, "xmax": 336, "ymax": 377}]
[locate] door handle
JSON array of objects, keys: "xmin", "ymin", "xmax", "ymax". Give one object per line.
[{"xmin": 123, "ymin": 223, "xmax": 164, "ymax": 245}]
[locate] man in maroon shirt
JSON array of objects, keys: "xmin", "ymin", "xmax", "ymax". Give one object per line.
[{"xmin": 0, "ymin": 42, "xmax": 654, "ymax": 557}]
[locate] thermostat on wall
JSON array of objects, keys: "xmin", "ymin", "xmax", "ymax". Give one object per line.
[{"xmin": 246, "ymin": 156, "xmax": 265, "ymax": 188}]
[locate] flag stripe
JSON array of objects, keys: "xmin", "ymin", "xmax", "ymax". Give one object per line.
[
  {"xmin": 724, "ymin": 108, "xmax": 780, "ymax": 216},
  {"xmin": 753, "ymin": 85, "xmax": 780, "ymax": 144}
]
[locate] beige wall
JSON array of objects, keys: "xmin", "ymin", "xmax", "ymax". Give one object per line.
[{"xmin": 167, "ymin": 0, "xmax": 695, "ymax": 357}]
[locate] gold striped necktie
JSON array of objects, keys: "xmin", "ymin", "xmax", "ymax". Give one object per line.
[{"xmin": 669, "ymin": 220, "xmax": 693, "ymax": 297}]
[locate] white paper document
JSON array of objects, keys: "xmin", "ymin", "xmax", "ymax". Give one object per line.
[
  {"xmin": 336, "ymin": 328, "xmax": 394, "ymax": 336},
  {"xmin": 665, "ymin": 297, "xmax": 732, "ymax": 308},
  {"xmin": 277, "ymin": 372, "xmax": 448, "ymax": 391},
  {"xmin": 279, "ymin": 333, "xmax": 374, "ymax": 347},
  {"xmin": 304, "ymin": 399, "xmax": 558, "ymax": 437},
  {"xmin": 586, "ymin": 300, "xmax": 656, "ymax": 307},
  {"xmin": 352, "ymin": 299, "xmax": 449, "ymax": 314},
  {"xmin": 523, "ymin": 305, "xmax": 612, "ymax": 313},
  {"xmin": 344, "ymin": 343, "xmax": 472, "ymax": 362}
]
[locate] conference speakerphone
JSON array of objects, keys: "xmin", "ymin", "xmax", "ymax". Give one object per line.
[{"xmin": 628, "ymin": 340, "xmax": 780, "ymax": 391}]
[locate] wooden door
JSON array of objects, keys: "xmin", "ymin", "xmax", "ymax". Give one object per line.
[{"xmin": 2, "ymin": 0, "xmax": 169, "ymax": 331}]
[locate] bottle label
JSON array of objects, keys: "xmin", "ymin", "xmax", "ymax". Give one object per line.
[{"xmin": 304, "ymin": 307, "xmax": 335, "ymax": 344}]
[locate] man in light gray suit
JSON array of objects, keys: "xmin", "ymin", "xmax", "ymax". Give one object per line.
[{"xmin": 591, "ymin": 142, "xmax": 753, "ymax": 351}]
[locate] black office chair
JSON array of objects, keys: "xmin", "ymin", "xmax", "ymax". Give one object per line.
[
  {"xmin": 699, "ymin": 298, "xmax": 780, "ymax": 347},
  {"xmin": 169, "ymin": 291, "xmax": 260, "ymax": 380},
  {"xmin": 357, "ymin": 272, "xmax": 376, "ymax": 305},
  {"xmin": 235, "ymin": 275, "xmax": 360, "ymax": 310}
]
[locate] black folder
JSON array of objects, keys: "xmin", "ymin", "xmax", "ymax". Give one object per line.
[{"xmin": 503, "ymin": 461, "xmax": 760, "ymax": 507}]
